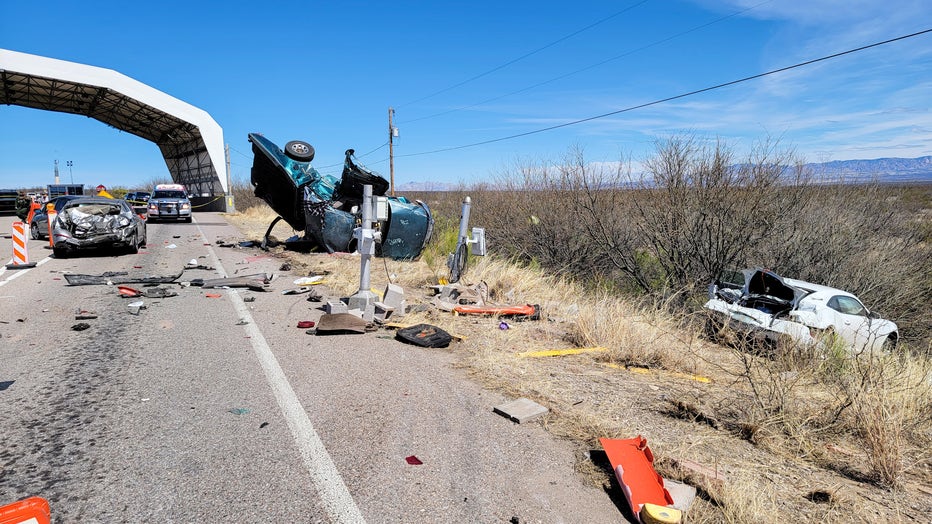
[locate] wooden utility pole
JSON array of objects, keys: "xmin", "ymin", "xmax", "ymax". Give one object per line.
[{"xmin": 388, "ymin": 107, "xmax": 396, "ymax": 196}]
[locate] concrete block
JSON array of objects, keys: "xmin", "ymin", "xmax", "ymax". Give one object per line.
[
  {"xmin": 324, "ymin": 300, "xmax": 348, "ymax": 314},
  {"xmin": 373, "ymin": 302, "xmax": 395, "ymax": 323},
  {"xmin": 346, "ymin": 306, "xmax": 374, "ymax": 322},
  {"xmin": 493, "ymin": 398, "xmax": 549, "ymax": 424},
  {"xmin": 383, "ymin": 283, "xmax": 406, "ymax": 316}
]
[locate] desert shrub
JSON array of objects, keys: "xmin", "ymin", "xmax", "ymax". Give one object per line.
[
  {"xmin": 230, "ymin": 174, "xmax": 265, "ymax": 211},
  {"xmin": 472, "ymin": 156, "xmax": 616, "ymax": 279}
]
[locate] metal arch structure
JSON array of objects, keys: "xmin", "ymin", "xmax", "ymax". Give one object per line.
[{"xmin": 0, "ymin": 48, "xmax": 229, "ymax": 209}]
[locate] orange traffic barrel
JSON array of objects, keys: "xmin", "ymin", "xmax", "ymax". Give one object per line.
[{"xmin": 0, "ymin": 496, "xmax": 51, "ymax": 524}]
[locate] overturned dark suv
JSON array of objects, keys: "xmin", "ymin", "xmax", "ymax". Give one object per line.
[{"xmin": 248, "ymin": 133, "xmax": 432, "ymax": 260}]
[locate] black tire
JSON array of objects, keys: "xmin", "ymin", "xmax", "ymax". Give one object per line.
[
  {"xmin": 184, "ymin": 216, "xmax": 192, "ymax": 223},
  {"xmin": 53, "ymin": 247, "xmax": 68, "ymax": 259},
  {"xmin": 284, "ymin": 140, "xmax": 315, "ymax": 162},
  {"xmin": 881, "ymin": 334, "xmax": 898, "ymax": 352},
  {"xmin": 127, "ymin": 233, "xmax": 139, "ymax": 254},
  {"xmin": 30, "ymin": 222, "xmax": 41, "ymax": 240}
]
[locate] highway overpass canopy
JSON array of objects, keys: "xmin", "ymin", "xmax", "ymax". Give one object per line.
[{"xmin": 0, "ymin": 48, "xmax": 227, "ymax": 196}]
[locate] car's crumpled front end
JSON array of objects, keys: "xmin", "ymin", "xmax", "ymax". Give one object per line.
[
  {"xmin": 52, "ymin": 199, "xmax": 143, "ymax": 255},
  {"xmin": 704, "ymin": 268, "xmax": 818, "ymax": 348},
  {"xmin": 249, "ymin": 133, "xmax": 433, "ymax": 260}
]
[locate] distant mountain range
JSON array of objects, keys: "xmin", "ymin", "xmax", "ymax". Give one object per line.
[
  {"xmin": 805, "ymin": 156, "xmax": 932, "ymax": 183},
  {"xmin": 396, "ymin": 155, "xmax": 932, "ymax": 191}
]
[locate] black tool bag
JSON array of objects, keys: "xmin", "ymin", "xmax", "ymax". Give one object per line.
[{"xmin": 396, "ymin": 324, "xmax": 452, "ymax": 348}]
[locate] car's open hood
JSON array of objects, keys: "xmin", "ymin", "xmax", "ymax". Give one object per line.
[{"xmin": 742, "ymin": 268, "xmax": 812, "ymax": 306}]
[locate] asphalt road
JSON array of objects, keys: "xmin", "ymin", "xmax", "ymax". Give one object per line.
[{"xmin": 0, "ymin": 212, "xmax": 622, "ymax": 523}]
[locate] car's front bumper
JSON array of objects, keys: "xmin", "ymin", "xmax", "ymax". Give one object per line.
[
  {"xmin": 704, "ymin": 299, "xmax": 817, "ymax": 348},
  {"xmin": 148, "ymin": 203, "xmax": 191, "ymax": 219}
]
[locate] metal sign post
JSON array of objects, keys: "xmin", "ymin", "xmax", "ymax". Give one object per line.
[{"xmin": 347, "ymin": 184, "xmax": 380, "ymax": 319}]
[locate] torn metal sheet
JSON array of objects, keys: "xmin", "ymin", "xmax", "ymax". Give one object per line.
[
  {"xmin": 142, "ymin": 287, "xmax": 178, "ymax": 298},
  {"xmin": 64, "ymin": 271, "xmax": 183, "ymax": 286},
  {"xmin": 189, "ymin": 273, "xmax": 272, "ymax": 291}
]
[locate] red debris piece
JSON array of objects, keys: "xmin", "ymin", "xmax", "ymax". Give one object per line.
[
  {"xmin": 297, "ymin": 320, "xmax": 315, "ymax": 329},
  {"xmin": 405, "ymin": 455, "xmax": 423, "ymax": 465},
  {"xmin": 205, "ymin": 293, "xmax": 222, "ymax": 298},
  {"xmin": 118, "ymin": 286, "xmax": 142, "ymax": 297}
]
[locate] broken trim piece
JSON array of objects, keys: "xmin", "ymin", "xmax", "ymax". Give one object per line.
[{"xmin": 64, "ymin": 271, "xmax": 182, "ymax": 286}]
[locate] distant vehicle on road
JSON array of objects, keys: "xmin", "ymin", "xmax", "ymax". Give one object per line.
[
  {"xmin": 30, "ymin": 195, "xmax": 82, "ymax": 239},
  {"xmin": 125, "ymin": 191, "xmax": 151, "ymax": 217},
  {"xmin": 125, "ymin": 191, "xmax": 151, "ymax": 204},
  {"xmin": 51, "ymin": 196, "xmax": 146, "ymax": 258},
  {"xmin": 147, "ymin": 184, "xmax": 191, "ymax": 222},
  {"xmin": 0, "ymin": 188, "xmax": 18, "ymax": 214}
]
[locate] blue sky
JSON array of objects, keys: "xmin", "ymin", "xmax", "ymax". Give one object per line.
[{"xmin": 1, "ymin": 0, "xmax": 930, "ymax": 191}]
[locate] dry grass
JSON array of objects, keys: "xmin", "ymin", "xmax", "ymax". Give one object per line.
[{"xmin": 222, "ymin": 204, "xmax": 932, "ymax": 523}]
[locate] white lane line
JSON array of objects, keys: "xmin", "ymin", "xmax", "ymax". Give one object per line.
[
  {"xmin": 194, "ymin": 218, "xmax": 366, "ymax": 524},
  {"xmin": 0, "ymin": 256, "xmax": 53, "ymax": 287}
]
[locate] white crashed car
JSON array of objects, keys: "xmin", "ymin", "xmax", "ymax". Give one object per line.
[{"xmin": 704, "ymin": 268, "xmax": 899, "ymax": 352}]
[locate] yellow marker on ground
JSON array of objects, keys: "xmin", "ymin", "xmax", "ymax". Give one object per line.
[{"xmin": 518, "ymin": 347, "xmax": 608, "ymax": 358}]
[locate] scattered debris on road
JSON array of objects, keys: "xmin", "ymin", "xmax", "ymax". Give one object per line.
[
  {"xmin": 189, "ymin": 274, "xmax": 272, "ymax": 291},
  {"xmin": 64, "ymin": 271, "xmax": 183, "ymax": 286},
  {"xmin": 314, "ymin": 313, "xmax": 369, "ymax": 335}
]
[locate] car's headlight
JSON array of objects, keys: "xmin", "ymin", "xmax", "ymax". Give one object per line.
[
  {"xmin": 148, "ymin": 203, "xmax": 156, "ymax": 210},
  {"xmin": 118, "ymin": 216, "xmax": 131, "ymax": 227},
  {"xmin": 181, "ymin": 203, "xmax": 190, "ymax": 210}
]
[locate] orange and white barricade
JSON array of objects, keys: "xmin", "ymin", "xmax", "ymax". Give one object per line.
[
  {"xmin": 6, "ymin": 221, "xmax": 36, "ymax": 269},
  {"xmin": 0, "ymin": 496, "xmax": 51, "ymax": 524}
]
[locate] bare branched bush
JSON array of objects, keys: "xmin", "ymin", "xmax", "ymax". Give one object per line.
[{"xmin": 479, "ymin": 155, "xmax": 615, "ymax": 278}]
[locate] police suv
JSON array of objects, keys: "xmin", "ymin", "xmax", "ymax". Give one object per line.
[{"xmin": 147, "ymin": 184, "xmax": 192, "ymax": 222}]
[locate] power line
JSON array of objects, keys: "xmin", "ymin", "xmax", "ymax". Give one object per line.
[
  {"xmin": 398, "ymin": 28, "xmax": 932, "ymax": 159},
  {"xmin": 400, "ymin": 0, "xmax": 773, "ymax": 125},
  {"xmin": 396, "ymin": 0, "xmax": 652, "ymax": 109}
]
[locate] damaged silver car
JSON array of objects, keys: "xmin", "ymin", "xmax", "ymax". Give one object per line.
[
  {"xmin": 705, "ymin": 268, "xmax": 899, "ymax": 352},
  {"xmin": 51, "ymin": 197, "xmax": 147, "ymax": 258},
  {"xmin": 248, "ymin": 133, "xmax": 433, "ymax": 260}
]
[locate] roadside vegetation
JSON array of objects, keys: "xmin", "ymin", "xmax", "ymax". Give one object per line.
[{"xmin": 228, "ymin": 135, "xmax": 931, "ymax": 522}]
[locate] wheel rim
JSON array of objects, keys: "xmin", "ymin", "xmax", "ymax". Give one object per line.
[{"xmin": 290, "ymin": 143, "xmax": 309, "ymax": 155}]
